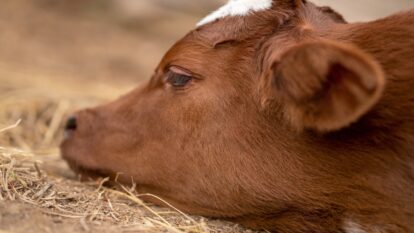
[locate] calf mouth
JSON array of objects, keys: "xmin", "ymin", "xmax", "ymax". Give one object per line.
[
  {"xmin": 62, "ymin": 155, "xmax": 110, "ymax": 181},
  {"xmin": 60, "ymin": 120, "xmax": 106, "ymax": 181}
]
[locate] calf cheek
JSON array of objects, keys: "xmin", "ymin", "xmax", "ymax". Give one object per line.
[
  {"xmin": 84, "ymin": 102, "xmax": 179, "ymax": 184},
  {"xmin": 89, "ymin": 87, "xmax": 242, "ymax": 198}
]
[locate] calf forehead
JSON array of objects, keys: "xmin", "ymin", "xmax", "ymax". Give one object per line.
[
  {"xmin": 194, "ymin": 2, "xmax": 284, "ymax": 47},
  {"xmin": 197, "ymin": 0, "xmax": 273, "ymax": 27}
]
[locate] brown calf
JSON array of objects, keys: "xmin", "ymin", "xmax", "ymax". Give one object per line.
[{"xmin": 61, "ymin": 0, "xmax": 414, "ymax": 232}]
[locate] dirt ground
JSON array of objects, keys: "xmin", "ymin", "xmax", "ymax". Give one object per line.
[{"xmin": 0, "ymin": 0, "xmax": 413, "ymax": 233}]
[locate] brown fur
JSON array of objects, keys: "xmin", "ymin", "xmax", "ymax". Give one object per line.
[{"xmin": 61, "ymin": 1, "xmax": 414, "ymax": 232}]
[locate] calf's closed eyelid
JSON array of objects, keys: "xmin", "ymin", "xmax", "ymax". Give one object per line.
[
  {"xmin": 166, "ymin": 65, "xmax": 206, "ymax": 80},
  {"xmin": 169, "ymin": 66, "xmax": 193, "ymax": 76}
]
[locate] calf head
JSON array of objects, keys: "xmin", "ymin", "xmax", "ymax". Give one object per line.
[{"xmin": 61, "ymin": 0, "xmax": 414, "ymax": 232}]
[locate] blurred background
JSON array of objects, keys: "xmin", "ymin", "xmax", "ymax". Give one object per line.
[{"xmin": 0, "ymin": 0, "xmax": 413, "ymax": 152}]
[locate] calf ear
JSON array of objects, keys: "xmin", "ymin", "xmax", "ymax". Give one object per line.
[{"xmin": 271, "ymin": 41, "xmax": 385, "ymax": 132}]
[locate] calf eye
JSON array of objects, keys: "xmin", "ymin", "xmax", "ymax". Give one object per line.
[{"xmin": 165, "ymin": 67, "xmax": 193, "ymax": 88}]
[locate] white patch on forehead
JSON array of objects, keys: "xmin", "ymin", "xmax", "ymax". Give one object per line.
[
  {"xmin": 343, "ymin": 219, "xmax": 367, "ymax": 233},
  {"xmin": 197, "ymin": 0, "xmax": 273, "ymax": 27}
]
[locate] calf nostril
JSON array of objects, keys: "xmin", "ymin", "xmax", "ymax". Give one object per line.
[{"xmin": 65, "ymin": 116, "xmax": 77, "ymax": 131}]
